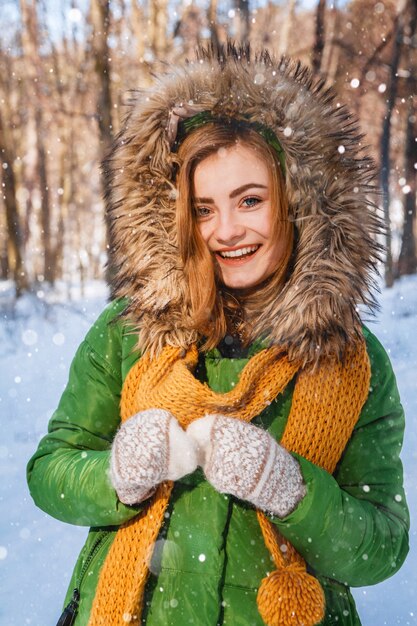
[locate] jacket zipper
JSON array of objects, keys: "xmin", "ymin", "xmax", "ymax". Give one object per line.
[{"xmin": 55, "ymin": 530, "xmax": 113, "ymax": 626}]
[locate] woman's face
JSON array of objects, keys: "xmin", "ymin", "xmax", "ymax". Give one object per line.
[{"xmin": 193, "ymin": 143, "xmax": 287, "ymax": 290}]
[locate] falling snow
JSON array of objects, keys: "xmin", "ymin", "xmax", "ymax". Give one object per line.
[{"xmin": 0, "ymin": 277, "xmax": 416, "ymax": 625}]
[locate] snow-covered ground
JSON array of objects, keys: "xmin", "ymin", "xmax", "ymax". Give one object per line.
[{"xmin": 0, "ymin": 277, "xmax": 415, "ymax": 626}]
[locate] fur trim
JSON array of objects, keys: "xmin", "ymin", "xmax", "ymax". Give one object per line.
[{"xmin": 104, "ymin": 44, "xmax": 383, "ymax": 365}]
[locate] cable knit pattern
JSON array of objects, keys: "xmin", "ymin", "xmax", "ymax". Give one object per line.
[
  {"xmin": 110, "ymin": 408, "xmax": 197, "ymax": 505},
  {"xmin": 188, "ymin": 415, "xmax": 306, "ymax": 518}
]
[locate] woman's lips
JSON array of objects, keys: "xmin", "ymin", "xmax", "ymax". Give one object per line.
[{"xmin": 215, "ymin": 245, "xmax": 260, "ymax": 265}]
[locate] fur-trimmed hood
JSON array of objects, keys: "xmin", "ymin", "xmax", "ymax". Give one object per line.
[{"xmin": 104, "ymin": 45, "xmax": 382, "ymax": 365}]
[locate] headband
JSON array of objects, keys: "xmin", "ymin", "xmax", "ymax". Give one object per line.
[{"xmin": 166, "ymin": 105, "xmax": 286, "ymax": 174}]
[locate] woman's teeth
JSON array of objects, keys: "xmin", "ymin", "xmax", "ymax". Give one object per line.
[{"xmin": 218, "ymin": 245, "xmax": 259, "ymax": 259}]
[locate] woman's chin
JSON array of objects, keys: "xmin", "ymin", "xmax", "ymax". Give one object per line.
[{"xmin": 219, "ymin": 273, "xmax": 273, "ymax": 293}]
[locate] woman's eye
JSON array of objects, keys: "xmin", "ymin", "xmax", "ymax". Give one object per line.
[
  {"xmin": 242, "ymin": 196, "xmax": 261, "ymax": 208},
  {"xmin": 195, "ymin": 206, "xmax": 212, "ymax": 218}
]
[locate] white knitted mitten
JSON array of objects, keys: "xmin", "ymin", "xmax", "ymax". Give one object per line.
[
  {"xmin": 110, "ymin": 408, "xmax": 198, "ymax": 505},
  {"xmin": 187, "ymin": 415, "xmax": 306, "ymax": 518}
]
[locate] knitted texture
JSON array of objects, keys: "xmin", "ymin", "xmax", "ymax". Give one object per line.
[
  {"xmin": 187, "ymin": 414, "xmax": 306, "ymax": 517},
  {"xmin": 109, "ymin": 408, "xmax": 198, "ymax": 505},
  {"xmin": 87, "ymin": 341, "xmax": 370, "ymax": 626}
]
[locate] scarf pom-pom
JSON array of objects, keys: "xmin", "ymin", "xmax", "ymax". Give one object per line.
[{"xmin": 257, "ymin": 565, "xmax": 325, "ymax": 626}]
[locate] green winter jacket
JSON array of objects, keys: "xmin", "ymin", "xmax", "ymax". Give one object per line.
[{"xmin": 27, "ymin": 300, "xmax": 409, "ymax": 626}]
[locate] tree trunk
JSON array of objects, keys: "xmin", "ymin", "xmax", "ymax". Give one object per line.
[
  {"xmin": 380, "ymin": 10, "xmax": 405, "ymax": 287},
  {"xmin": 20, "ymin": 0, "xmax": 54, "ymax": 284},
  {"xmin": 148, "ymin": 0, "xmax": 169, "ymax": 58},
  {"xmin": 321, "ymin": 0, "xmax": 340, "ymax": 83},
  {"xmin": 90, "ymin": 0, "xmax": 113, "ymax": 272},
  {"xmin": 132, "ymin": 1, "xmax": 146, "ymax": 61},
  {"xmin": 35, "ymin": 107, "xmax": 54, "ymax": 283},
  {"xmin": 0, "ymin": 110, "xmax": 27, "ymax": 296},
  {"xmin": 397, "ymin": 1, "xmax": 417, "ymax": 276},
  {"xmin": 397, "ymin": 99, "xmax": 417, "ymax": 276},
  {"xmin": 91, "ymin": 0, "xmax": 113, "ymax": 156},
  {"xmin": 233, "ymin": 0, "xmax": 250, "ymax": 44},
  {"xmin": 208, "ymin": 0, "xmax": 220, "ymax": 50},
  {"xmin": 277, "ymin": 0, "xmax": 296, "ymax": 56},
  {"xmin": 53, "ymin": 121, "xmax": 75, "ymax": 282},
  {"xmin": 312, "ymin": 0, "xmax": 326, "ymax": 75}
]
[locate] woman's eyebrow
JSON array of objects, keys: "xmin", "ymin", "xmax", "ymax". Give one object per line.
[
  {"xmin": 194, "ymin": 183, "xmax": 267, "ymax": 204},
  {"xmin": 229, "ymin": 183, "xmax": 267, "ymax": 198},
  {"xmin": 193, "ymin": 196, "xmax": 213, "ymax": 204}
]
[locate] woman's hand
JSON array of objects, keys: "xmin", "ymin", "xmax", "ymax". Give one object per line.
[
  {"xmin": 110, "ymin": 409, "xmax": 198, "ymax": 505},
  {"xmin": 187, "ymin": 415, "xmax": 306, "ymax": 518}
]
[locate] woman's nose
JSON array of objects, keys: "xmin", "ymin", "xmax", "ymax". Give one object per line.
[{"xmin": 215, "ymin": 212, "xmax": 245, "ymax": 243}]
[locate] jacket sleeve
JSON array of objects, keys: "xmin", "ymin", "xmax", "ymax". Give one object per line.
[
  {"xmin": 272, "ymin": 329, "xmax": 409, "ymax": 587},
  {"xmin": 27, "ymin": 302, "xmax": 142, "ymax": 527}
]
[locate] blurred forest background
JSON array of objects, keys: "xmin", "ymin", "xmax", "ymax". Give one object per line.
[{"xmin": 1, "ymin": 0, "xmax": 417, "ymax": 299}]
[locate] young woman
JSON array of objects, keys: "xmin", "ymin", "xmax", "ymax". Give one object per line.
[{"xmin": 27, "ymin": 46, "xmax": 409, "ymax": 626}]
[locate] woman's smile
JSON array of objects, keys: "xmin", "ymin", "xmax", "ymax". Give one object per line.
[{"xmin": 216, "ymin": 244, "xmax": 260, "ymax": 262}]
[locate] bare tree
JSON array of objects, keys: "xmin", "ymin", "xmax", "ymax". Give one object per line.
[
  {"xmin": 397, "ymin": 98, "xmax": 417, "ymax": 276},
  {"xmin": 312, "ymin": 0, "xmax": 326, "ymax": 74},
  {"xmin": 132, "ymin": 1, "xmax": 146, "ymax": 61},
  {"xmin": 277, "ymin": 0, "xmax": 296, "ymax": 56},
  {"xmin": 380, "ymin": 1, "xmax": 408, "ymax": 287},
  {"xmin": 90, "ymin": 0, "xmax": 113, "ymax": 159},
  {"xmin": 233, "ymin": 0, "xmax": 250, "ymax": 44},
  {"xmin": 321, "ymin": 1, "xmax": 340, "ymax": 83},
  {"xmin": 173, "ymin": 3, "xmax": 204, "ymax": 58},
  {"xmin": 208, "ymin": 0, "xmax": 220, "ymax": 50},
  {"xmin": 20, "ymin": 0, "xmax": 54, "ymax": 283},
  {"xmin": 397, "ymin": 0, "xmax": 417, "ymax": 276},
  {"xmin": 0, "ymin": 108, "xmax": 27, "ymax": 295},
  {"xmin": 148, "ymin": 0, "xmax": 169, "ymax": 58}
]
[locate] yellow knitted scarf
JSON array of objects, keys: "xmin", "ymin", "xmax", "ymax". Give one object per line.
[{"xmin": 88, "ymin": 340, "xmax": 370, "ymax": 626}]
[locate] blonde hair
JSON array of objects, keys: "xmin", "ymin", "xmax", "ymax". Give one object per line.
[{"xmin": 176, "ymin": 120, "xmax": 293, "ymax": 349}]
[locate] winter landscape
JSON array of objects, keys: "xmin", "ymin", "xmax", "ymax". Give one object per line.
[
  {"xmin": 1, "ymin": 1, "xmax": 417, "ymax": 624},
  {"xmin": 0, "ymin": 276, "xmax": 415, "ymax": 626}
]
